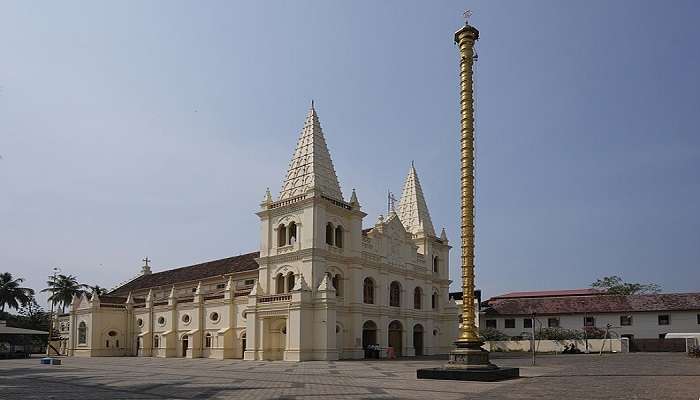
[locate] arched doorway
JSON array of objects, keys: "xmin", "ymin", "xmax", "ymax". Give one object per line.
[
  {"xmin": 240, "ymin": 332, "xmax": 246, "ymax": 359},
  {"xmin": 181, "ymin": 335, "xmax": 189, "ymax": 357},
  {"xmin": 388, "ymin": 320, "xmax": 402, "ymax": 357},
  {"xmin": 413, "ymin": 324, "xmax": 424, "ymax": 356},
  {"xmin": 335, "ymin": 324, "xmax": 344, "ymax": 358},
  {"xmin": 362, "ymin": 321, "xmax": 378, "ymax": 359}
]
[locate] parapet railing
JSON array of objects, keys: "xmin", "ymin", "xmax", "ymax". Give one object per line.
[{"xmin": 257, "ymin": 294, "xmax": 292, "ymax": 303}]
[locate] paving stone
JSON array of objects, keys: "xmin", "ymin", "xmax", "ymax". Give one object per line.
[{"xmin": 0, "ymin": 353, "xmax": 697, "ymax": 399}]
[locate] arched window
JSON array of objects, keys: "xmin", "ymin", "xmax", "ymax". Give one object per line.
[
  {"xmin": 335, "ymin": 226, "xmax": 343, "ymax": 248},
  {"xmin": 277, "ymin": 224, "xmax": 287, "ymax": 247},
  {"xmin": 363, "ymin": 278, "xmax": 375, "ymax": 304},
  {"xmin": 432, "ymin": 290, "xmax": 438, "ymax": 310},
  {"xmin": 433, "ymin": 256, "xmax": 439, "ymax": 273},
  {"xmin": 78, "ymin": 321, "xmax": 87, "ymax": 344},
  {"xmin": 286, "ymin": 272, "xmax": 295, "ymax": 292},
  {"xmin": 389, "ymin": 281, "xmax": 401, "ymax": 307},
  {"xmin": 276, "ymin": 273, "xmax": 285, "ymax": 294},
  {"xmin": 205, "ymin": 332, "xmax": 212, "ymax": 348},
  {"xmin": 325, "ymin": 223, "xmax": 334, "ymax": 245},
  {"xmin": 332, "ymin": 274, "xmax": 342, "ymax": 297},
  {"xmin": 288, "ymin": 222, "xmax": 297, "ymax": 245},
  {"xmin": 154, "ymin": 335, "xmax": 160, "ymax": 348},
  {"xmin": 414, "ymin": 287, "xmax": 422, "ymax": 309}
]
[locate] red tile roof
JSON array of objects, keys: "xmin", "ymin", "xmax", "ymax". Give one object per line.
[
  {"xmin": 483, "ymin": 293, "xmax": 700, "ymax": 316},
  {"xmin": 99, "ymin": 296, "xmax": 127, "ymax": 304},
  {"xmin": 491, "ymin": 289, "xmax": 602, "ymax": 300},
  {"xmin": 109, "ymin": 252, "xmax": 259, "ymax": 296}
]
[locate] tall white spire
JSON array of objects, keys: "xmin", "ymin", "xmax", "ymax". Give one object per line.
[
  {"xmin": 397, "ymin": 162, "xmax": 435, "ymax": 236},
  {"xmin": 279, "ymin": 102, "xmax": 344, "ymax": 201}
]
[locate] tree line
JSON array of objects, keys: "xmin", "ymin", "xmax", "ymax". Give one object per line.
[{"xmin": 0, "ymin": 272, "xmax": 107, "ymax": 332}]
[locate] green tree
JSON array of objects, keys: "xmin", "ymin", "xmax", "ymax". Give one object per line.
[
  {"xmin": 591, "ymin": 275, "xmax": 661, "ymax": 295},
  {"xmin": 16, "ymin": 298, "xmax": 50, "ymax": 332},
  {"xmin": 479, "ymin": 327, "xmax": 510, "ymax": 341},
  {"xmin": 0, "ymin": 272, "xmax": 35, "ymax": 313},
  {"xmin": 41, "ymin": 274, "xmax": 88, "ymax": 313}
]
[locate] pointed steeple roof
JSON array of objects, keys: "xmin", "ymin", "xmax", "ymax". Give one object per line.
[
  {"xmin": 279, "ymin": 102, "xmax": 344, "ymax": 201},
  {"xmin": 397, "ymin": 162, "xmax": 435, "ymax": 236}
]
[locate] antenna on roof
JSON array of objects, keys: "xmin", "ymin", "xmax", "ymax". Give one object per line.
[{"xmin": 387, "ymin": 189, "xmax": 397, "ymax": 214}]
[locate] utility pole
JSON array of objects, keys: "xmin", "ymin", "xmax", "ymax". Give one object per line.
[
  {"xmin": 531, "ymin": 312, "xmax": 536, "ymax": 365},
  {"xmin": 46, "ymin": 267, "xmax": 60, "ymax": 356},
  {"xmin": 584, "ymin": 312, "xmax": 589, "ymax": 353}
]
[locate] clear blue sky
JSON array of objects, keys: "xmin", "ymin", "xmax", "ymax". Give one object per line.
[{"xmin": 1, "ymin": 1, "xmax": 699, "ymax": 305}]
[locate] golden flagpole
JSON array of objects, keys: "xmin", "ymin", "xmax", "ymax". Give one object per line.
[
  {"xmin": 454, "ymin": 11, "xmax": 481, "ymax": 346},
  {"xmin": 418, "ymin": 10, "xmax": 519, "ymax": 380}
]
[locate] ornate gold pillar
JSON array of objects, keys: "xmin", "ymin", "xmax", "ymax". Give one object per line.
[
  {"xmin": 416, "ymin": 15, "xmax": 519, "ymax": 382},
  {"xmin": 454, "ymin": 23, "xmax": 480, "ymax": 346}
]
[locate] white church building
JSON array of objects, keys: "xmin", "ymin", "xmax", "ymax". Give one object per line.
[{"xmin": 56, "ymin": 104, "xmax": 459, "ymax": 361}]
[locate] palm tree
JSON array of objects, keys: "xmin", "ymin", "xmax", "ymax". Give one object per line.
[
  {"xmin": 89, "ymin": 285, "xmax": 108, "ymax": 297},
  {"xmin": 41, "ymin": 274, "xmax": 88, "ymax": 313},
  {"xmin": 0, "ymin": 272, "xmax": 35, "ymax": 313}
]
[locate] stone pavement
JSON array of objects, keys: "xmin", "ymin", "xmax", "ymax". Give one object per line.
[{"xmin": 0, "ymin": 353, "xmax": 698, "ymax": 399}]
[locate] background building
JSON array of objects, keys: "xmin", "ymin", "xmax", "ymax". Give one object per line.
[{"xmin": 480, "ymin": 289, "xmax": 700, "ymax": 351}]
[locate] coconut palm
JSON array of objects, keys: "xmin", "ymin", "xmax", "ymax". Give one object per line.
[
  {"xmin": 89, "ymin": 285, "xmax": 108, "ymax": 297},
  {"xmin": 41, "ymin": 274, "xmax": 88, "ymax": 313},
  {"xmin": 0, "ymin": 272, "xmax": 35, "ymax": 313}
]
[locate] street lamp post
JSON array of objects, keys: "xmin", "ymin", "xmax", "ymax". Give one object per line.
[{"xmin": 41, "ymin": 267, "xmax": 62, "ymax": 365}]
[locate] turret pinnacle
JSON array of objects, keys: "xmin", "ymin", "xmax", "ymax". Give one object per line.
[
  {"xmin": 278, "ymin": 102, "xmax": 344, "ymax": 201},
  {"xmin": 397, "ymin": 162, "xmax": 436, "ymax": 236}
]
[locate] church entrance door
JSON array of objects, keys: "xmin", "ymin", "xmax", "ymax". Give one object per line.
[
  {"xmin": 413, "ymin": 324, "xmax": 424, "ymax": 356},
  {"xmin": 362, "ymin": 321, "xmax": 378, "ymax": 359},
  {"xmin": 182, "ymin": 335, "xmax": 189, "ymax": 357},
  {"xmin": 388, "ymin": 320, "xmax": 402, "ymax": 357}
]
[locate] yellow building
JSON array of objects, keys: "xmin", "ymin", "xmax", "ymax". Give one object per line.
[{"xmin": 57, "ymin": 104, "xmax": 459, "ymax": 361}]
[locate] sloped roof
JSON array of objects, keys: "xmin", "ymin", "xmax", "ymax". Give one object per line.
[
  {"xmin": 491, "ymin": 289, "xmax": 602, "ymax": 299},
  {"xmin": 483, "ymin": 293, "xmax": 700, "ymax": 316},
  {"xmin": 109, "ymin": 252, "xmax": 259, "ymax": 296},
  {"xmin": 278, "ymin": 102, "xmax": 344, "ymax": 201},
  {"xmin": 0, "ymin": 324, "xmax": 48, "ymax": 335}
]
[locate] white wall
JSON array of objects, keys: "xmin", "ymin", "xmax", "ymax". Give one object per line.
[{"xmin": 481, "ymin": 311, "xmax": 700, "ymax": 339}]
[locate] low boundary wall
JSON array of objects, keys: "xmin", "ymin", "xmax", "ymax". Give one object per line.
[{"xmin": 484, "ymin": 338, "xmax": 627, "ymax": 353}]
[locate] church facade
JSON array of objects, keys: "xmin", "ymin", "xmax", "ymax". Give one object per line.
[{"xmin": 56, "ymin": 104, "xmax": 459, "ymax": 361}]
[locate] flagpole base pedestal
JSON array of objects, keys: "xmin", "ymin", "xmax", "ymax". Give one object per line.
[{"xmin": 417, "ymin": 341, "xmax": 519, "ymax": 381}]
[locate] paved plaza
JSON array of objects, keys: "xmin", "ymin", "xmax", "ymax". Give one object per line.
[{"xmin": 0, "ymin": 353, "xmax": 698, "ymax": 399}]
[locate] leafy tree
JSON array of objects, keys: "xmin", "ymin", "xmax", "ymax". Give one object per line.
[
  {"xmin": 479, "ymin": 327, "xmax": 510, "ymax": 341},
  {"xmin": 0, "ymin": 272, "xmax": 35, "ymax": 312},
  {"xmin": 535, "ymin": 328, "xmax": 583, "ymax": 341},
  {"xmin": 591, "ymin": 275, "xmax": 661, "ymax": 295},
  {"xmin": 582, "ymin": 326, "xmax": 607, "ymax": 339},
  {"xmin": 41, "ymin": 274, "xmax": 88, "ymax": 313},
  {"xmin": 16, "ymin": 299, "xmax": 50, "ymax": 332}
]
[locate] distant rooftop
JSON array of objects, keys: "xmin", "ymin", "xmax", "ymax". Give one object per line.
[
  {"xmin": 0, "ymin": 320, "xmax": 48, "ymax": 335},
  {"xmin": 490, "ymin": 289, "xmax": 602, "ymax": 300},
  {"xmin": 482, "ymin": 292, "xmax": 700, "ymax": 316}
]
